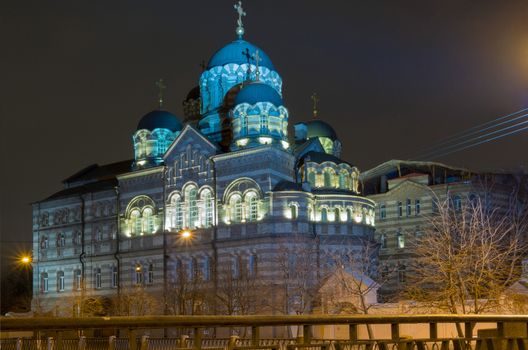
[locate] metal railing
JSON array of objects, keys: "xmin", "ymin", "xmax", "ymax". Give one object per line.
[{"xmin": 1, "ymin": 315, "xmax": 527, "ymax": 350}]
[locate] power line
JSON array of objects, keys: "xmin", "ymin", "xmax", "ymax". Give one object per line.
[{"xmin": 414, "ymin": 114, "xmax": 528, "ymax": 160}]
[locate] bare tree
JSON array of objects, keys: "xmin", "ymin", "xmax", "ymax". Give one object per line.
[
  {"xmin": 404, "ymin": 193, "xmax": 527, "ymax": 336},
  {"xmin": 166, "ymin": 261, "xmax": 207, "ymax": 315},
  {"xmin": 113, "ymin": 285, "xmax": 159, "ymax": 316}
]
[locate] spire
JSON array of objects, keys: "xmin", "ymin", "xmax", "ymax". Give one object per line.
[
  {"xmin": 156, "ymin": 79, "xmax": 166, "ymax": 109},
  {"xmin": 253, "ymin": 50, "xmax": 261, "ymax": 81},
  {"xmin": 234, "ymin": 1, "xmax": 246, "ymax": 39},
  {"xmin": 310, "ymin": 92, "xmax": 320, "ymax": 118}
]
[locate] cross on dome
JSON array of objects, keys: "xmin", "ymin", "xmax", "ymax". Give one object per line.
[
  {"xmin": 156, "ymin": 78, "xmax": 166, "ymax": 109},
  {"xmin": 311, "ymin": 92, "xmax": 320, "ymax": 118},
  {"xmin": 253, "ymin": 50, "xmax": 261, "ymax": 81},
  {"xmin": 234, "ymin": 1, "xmax": 246, "ymax": 39}
]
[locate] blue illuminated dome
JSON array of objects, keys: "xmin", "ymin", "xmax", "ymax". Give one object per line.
[
  {"xmin": 207, "ymin": 40, "xmax": 275, "ymax": 71},
  {"xmin": 234, "ymin": 82, "xmax": 283, "ymax": 106},
  {"xmin": 306, "ymin": 120, "xmax": 338, "ymax": 141},
  {"xmin": 137, "ymin": 110, "xmax": 182, "ymax": 132}
]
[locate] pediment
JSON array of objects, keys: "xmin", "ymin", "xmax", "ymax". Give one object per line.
[{"xmin": 164, "ymin": 125, "xmax": 219, "ymax": 162}]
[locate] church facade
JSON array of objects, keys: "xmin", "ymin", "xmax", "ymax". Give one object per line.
[{"xmin": 31, "ymin": 10, "xmax": 377, "ymax": 316}]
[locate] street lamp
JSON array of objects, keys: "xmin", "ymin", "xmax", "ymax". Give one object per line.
[
  {"xmin": 21, "ymin": 256, "xmax": 31, "ymax": 264},
  {"xmin": 180, "ymin": 230, "xmax": 192, "ymax": 239}
]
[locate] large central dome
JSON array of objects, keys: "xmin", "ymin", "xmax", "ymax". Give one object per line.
[{"xmin": 207, "ymin": 39, "xmax": 275, "ymax": 71}]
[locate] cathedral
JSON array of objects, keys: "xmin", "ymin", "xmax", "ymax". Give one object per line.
[{"xmin": 32, "ymin": 4, "xmax": 377, "ymax": 316}]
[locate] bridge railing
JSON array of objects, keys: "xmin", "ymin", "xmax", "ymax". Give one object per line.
[{"xmin": 1, "ymin": 315, "xmax": 527, "ymax": 350}]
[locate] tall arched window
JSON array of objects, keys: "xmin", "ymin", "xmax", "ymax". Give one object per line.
[
  {"xmin": 351, "ymin": 172, "xmax": 359, "ymax": 192},
  {"xmin": 186, "ymin": 186, "xmax": 198, "ymax": 228},
  {"xmin": 245, "ymin": 192, "xmax": 258, "ymax": 221},
  {"xmin": 57, "ymin": 271, "xmax": 65, "ymax": 292},
  {"xmin": 307, "ymin": 170, "xmax": 316, "ymax": 187},
  {"xmin": 130, "ymin": 210, "xmax": 141, "ymax": 235},
  {"xmin": 338, "ymin": 170, "xmax": 349, "ymax": 189},
  {"xmin": 290, "ymin": 204, "xmax": 298, "ymax": 220},
  {"xmin": 324, "ymin": 168, "xmax": 334, "ymax": 188},
  {"xmin": 201, "ymin": 189, "xmax": 214, "ymax": 228},
  {"xmin": 230, "ymin": 195, "xmax": 243, "ymax": 223},
  {"xmin": 74, "ymin": 269, "xmax": 82, "ymax": 290},
  {"xmin": 41, "ymin": 272, "xmax": 49, "ymax": 293},
  {"xmin": 94, "ymin": 268, "xmax": 102, "ymax": 289},
  {"xmin": 143, "ymin": 208, "xmax": 154, "ymax": 233},
  {"xmin": 321, "ymin": 207, "xmax": 328, "ymax": 222},
  {"xmin": 334, "ymin": 207, "xmax": 341, "ymax": 222}
]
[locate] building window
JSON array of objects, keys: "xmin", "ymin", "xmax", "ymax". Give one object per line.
[
  {"xmin": 307, "ymin": 171, "xmax": 316, "ymax": 187},
  {"xmin": 131, "ymin": 210, "xmax": 141, "ymax": 235},
  {"xmin": 57, "ymin": 271, "xmax": 65, "ymax": 292},
  {"xmin": 230, "ymin": 195, "xmax": 243, "ymax": 223},
  {"xmin": 112, "ymin": 266, "xmax": 118, "ymax": 288},
  {"xmin": 397, "ymin": 201, "xmax": 403, "ymax": 217},
  {"xmin": 406, "ymin": 199, "xmax": 411, "ymax": 216},
  {"xmin": 290, "ymin": 204, "xmax": 298, "ymax": 220},
  {"xmin": 321, "ymin": 207, "xmax": 328, "ymax": 222},
  {"xmin": 246, "ymin": 192, "xmax": 258, "ymax": 221},
  {"xmin": 232, "ymin": 256, "xmax": 240, "ymax": 279},
  {"xmin": 415, "ymin": 199, "xmax": 421, "ymax": 215},
  {"xmin": 135, "ymin": 264, "xmax": 143, "ymax": 285},
  {"xmin": 94, "ymin": 268, "xmax": 102, "ymax": 289},
  {"xmin": 41, "ymin": 236, "xmax": 49, "ymax": 249},
  {"xmin": 323, "ymin": 168, "xmax": 334, "ymax": 188},
  {"xmin": 452, "ymin": 195, "xmax": 462, "ymax": 211},
  {"xmin": 57, "ymin": 233, "xmax": 66, "ymax": 247},
  {"xmin": 380, "ymin": 204, "xmax": 386, "ymax": 219},
  {"xmin": 333, "ymin": 207, "xmax": 341, "ymax": 222},
  {"xmin": 174, "ymin": 196, "xmax": 183, "ymax": 229},
  {"xmin": 41, "ymin": 272, "xmax": 49, "ymax": 293},
  {"xmin": 74, "ymin": 269, "xmax": 82, "ymax": 290},
  {"xmin": 398, "ymin": 264, "xmax": 406, "ymax": 283},
  {"xmin": 187, "ymin": 187, "xmax": 198, "ymax": 228},
  {"xmin": 187, "ymin": 259, "xmax": 195, "ymax": 281},
  {"xmin": 397, "ymin": 230, "xmax": 405, "ymax": 249},
  {"xmin": 202, "ymin": 190, "xmax": 214, "ymax": 228},
  {"xmin": 380, "ymin": 234, "xmax": 387, "ymax": 249},
  {"xmin": 143, "ymin": 208, "xmax": 155, "ymax": 233},
  {"xmin": 147, "ymin": 263, "xmax": 154, "ymax": 284},
  {"xmin": 203, "ymin": 256, "xmax": 211, "ymax": 281},
  {"xmin": 338, "ymin": 170, "xmax": 348, "ymax": 189},
  {"xmin": 249, "ymin": 254, "xmax": 257, "ymax": 277}
]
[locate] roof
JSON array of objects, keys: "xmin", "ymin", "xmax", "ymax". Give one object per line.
[
  {"xmin": 306, "ymin": 120, "xmax": 338, "ymax": 141},
  {"xmin": 62, "ymin": 160, "xmax": 133, "ymax": 185},
  {"xmin": 234, "ymin": 82, "xmax": 283, "ymax": 106},
  {"xmin": 360, "ymin": 159, "xmax": 470, "ymax": 182},
  {"xmin": 301, "ymin": 151, "xmax": 352, "ymax": 166},
  {"xmin": 137, "ymin": 110, "xmax": 182, "ymax": 132},
  {"xmin": 44, "ymin": 179, "xmax": 118, "ymax": 201},
  {"xmin": 273, "ymin": 180, "xmax": 303, "ymax": 192},
  {"xmin": 207, "ymin": 39, "xmax": 275, "ymax": 71}
]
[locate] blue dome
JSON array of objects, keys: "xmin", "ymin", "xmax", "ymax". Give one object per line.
[
  {"xmin": 234, "ymin": 82, "xmax": 283, "ymax": 106},
  {"xmin": 207, "ymin": 40, "xmax": 275, "ymax": 71},
  {"xmin": 306, "ymin": 120, "xmax": 338, "ymax": 141},
  {"xmin": 137, "ymin": 110, "xmax": 182, "ymax": 132}
]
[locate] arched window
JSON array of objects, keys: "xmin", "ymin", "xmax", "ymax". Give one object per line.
[
  {"xmin": 74, "ymin": 269, "xmax": 82, "ymax": 290},
  {"xmin": 334, "ymin": 207, "xmax": 341, "ymax": 222},
  {"xmin": 230, "ymin": 195, "xmax": 243, "ymax": 223},
  {"xmin": 57, "ymin": 271, "xmax": 65, "ymax": 292},
  {"xmin": 397, "ymin": 230, "xmax": 405, "ymax": 248},
  {"xmin": 147, "ymin": 263, "xmax": 154, "ymax": 284},
  {"xmin": 321, "ymin": 207, "xmax": 328, "ymax": 222},
  {"xmin": 41, "ymin": 272, "xmax": 49, "ymax": 293},
  {"xmin": 171, "ymin": 195, "xmax": 183, "ymax": 230},
  {"xmin": 347, "ymin": 208, "xmax": 353, "ymax": 222},
  {"xmin": 130, "ymin": 210, "xmax": 141, "ymax": 235},
  {"xmin": 186, "ymin": 186, "xmax": 198, "ymax": 228},
  {"xmin": 351, "ymin": 172, "xmax": 359, "ymax": 192},
  {"xmin": 94, "ymin": 268, "xmax": 102, "ymax": 289},
  {"xmin": 201, "ymin": 189, "xmax": 214, "ymax": 228},
  {"xmin": 307, "ymin": 170, "xmax": 316, "ymax": 187},
  {"xmin": 323, "ymin": 168, "xmax": 335, "ymax": 188},
  {"xmin": 143, "ymin": 208, "xmax": 155, "ymax": 233},
  {"xmin": 338, "ymin": 170, "xmax": 349, "ymax": 189},
  {"xmin": 245, "ymin": 192, "xmax": 258, "ymax": 221},
  {"xmin": 290, "ymin": 204, "xmax": 298, "ymax": 220}
]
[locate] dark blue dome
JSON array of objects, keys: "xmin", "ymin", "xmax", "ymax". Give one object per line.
[
  {"xmin": 137, "ymin": 110, "xmax": 182, "ymax": 132},
  {"xmin": 234, "ymin": 82, "xmax": 283, "ymax": 106},
  {"xmin": 207, "ymin": 40, "xmax": 275, "ymax": 71},
  {"xmin": 306, "ymin": 120, "xmax": 338, "ymax": 141}
]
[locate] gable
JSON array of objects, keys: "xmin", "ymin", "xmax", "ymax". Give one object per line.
[
  {"xmin": 294, "ymin": 138, "xmax": 325, "ymax": 161},
  {"xmin": 164, "ymin": 125, "xmax": 219, "ymax": 162}
]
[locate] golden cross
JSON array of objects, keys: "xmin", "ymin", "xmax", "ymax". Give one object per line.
[
  {"xmin": 310, "ymin": 92, "xmax": 320, "ymax": 118},
  {"xmin": 156, "ymin": 79, "xmax": 166, "ymax": 109}
]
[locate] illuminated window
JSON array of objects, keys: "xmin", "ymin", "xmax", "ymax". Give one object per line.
[
  {"xmin": 290, "ymin": 204, "xmax": 298, "ymax": 220},
  {"xmin": 397, "ymin": 230, "xmax": 405, "ymax": 248},
  {"xmin": 230, "ymin": 195, "xmax": 243, "ymax": 223},
  {"xmin": 338, "ymin": 170, "xmax": 348, "ymax": 189},
  {"xmin": 246, "ymin": 192, "xmax": 258, "ymax": 221},
  {"xmin": 202, "ymin": 190, "xmax": 214, "ymax": 227},
  {"xmin": 41, "ymin": 272, "xmax": 49, "ymax": 293},
  {"xmin": 186, "ymin": 186, "xmax": 198, "ymax": 228},
  {"xmin": 380, "ymin": 204, "xmax": 386, "ymax": 219},
  {"xmin": 57, "ymin": 271, "xmax": 65, "ymax": 292},
  {"xmin": 307, "ymin": 170, "xmax": 316, "ymax": 187},
  {"xmin": 94, "ymin": 268, "xmax": 102, "ymax": 289},
  {"xmin": 143, "ymin": 208, "xmax": 154, "ymax": 233},
  {"xmin": 334, "ymin": 207, "xmax": 340, "ymax": 222},
  {"xmin": 172, "ymin": 195, "xmax": 183, "ymax": 230},
  {"xmin": 135, "ymin": 264, "xmax": 143, "ymax": 285},
  {"xmin": 260, "ymin": 115, "xmax": 268, "ymax": 133},
  {"xmin": 323, "ymin": 168, "xmax": 335, "ymax": 187},
  {"xmin": 131, "ymin": 210, "xmax": 141, "ymax": 235}
]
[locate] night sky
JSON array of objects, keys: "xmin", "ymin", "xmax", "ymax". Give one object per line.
[{"xmin": 1, "ymin": 1, "xmax": 527, "ymax": 269}]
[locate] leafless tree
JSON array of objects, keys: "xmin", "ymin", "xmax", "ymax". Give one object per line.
[
  {"xmin": 113, "ymin": 285, "xmax": 159, "ymax": 316},
  {"xmin": 166, "ymin": 260, "xmax": 208, "ymax": 315},
  {"xmin": 404, "ymin": 193, "xmax": 527, "ymax": 336}
]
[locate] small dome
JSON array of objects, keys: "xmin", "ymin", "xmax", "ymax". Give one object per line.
[
  {"xmin": 301, "ymin": 151, "xmax": 350, "ymax": 166},
  {"xmin": 207, "ymin": 40, "xmax": 275, "ymax": 71},
  {"xmin": 137, "ymin": 110, "xmax": 182, "ymax": 132},
  {"xmin": 234, "ymin": 82, "xmax": 283, "ymax": 106},
  {"xmin": 306, "ymin": 120, "xmax": 338, "ymax": 141}
]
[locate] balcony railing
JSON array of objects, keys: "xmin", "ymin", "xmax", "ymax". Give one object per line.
[{"xmin": 1, "ymin": 315, "xmax": 527, "ymax": 350}]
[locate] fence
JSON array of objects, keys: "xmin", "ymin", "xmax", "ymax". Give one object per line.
[{"xmin": 1, "ymin": 315, "xmax": 527, "ymax": 350}]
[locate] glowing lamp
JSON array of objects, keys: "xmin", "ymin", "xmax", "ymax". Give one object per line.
[{"xmin": 180, "ymin": 230, "xmax": 192, "ymax": 239}]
